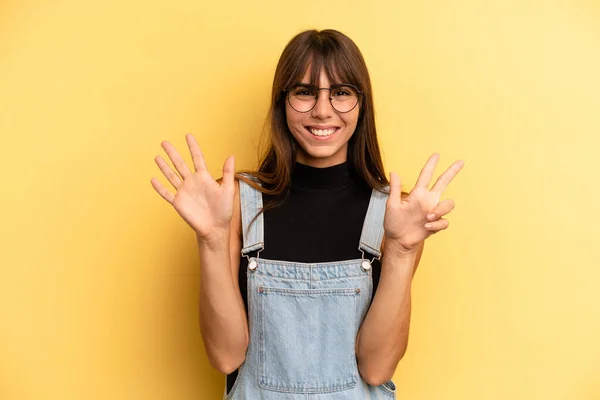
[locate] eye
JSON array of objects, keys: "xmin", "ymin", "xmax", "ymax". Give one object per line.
[
  {"xmin": 331, "ymin": 85, "xmax": 357, "ymax": 98},
  {"xmin": 290, "ymin": 85, "xmax": 316, "ymax": 98},
  {"xmin": 333, "ymin": 89, "xmax": 351, "ymax": 96}
]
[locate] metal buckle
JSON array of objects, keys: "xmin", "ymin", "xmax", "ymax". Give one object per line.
[
  {"xmin": 243, "ymin": 247, "xmax": 263, "ymax": 272},
  {"xmin": 359, "ymin": 246, "xmax": 381, "ymax": 271}
]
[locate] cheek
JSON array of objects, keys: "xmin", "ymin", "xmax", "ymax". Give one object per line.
[
  {"xmin": 342, "ymin": 111, "xmax": 360, "ymax": 131},
  {"xmin": 285, "ymin": 105, "xmax": 302, "ymax": 130}
]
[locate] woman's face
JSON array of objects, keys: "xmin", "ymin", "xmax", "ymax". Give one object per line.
[{"xmin": 285, "ymin": 67, "xmax": 359, "ymax": 168}]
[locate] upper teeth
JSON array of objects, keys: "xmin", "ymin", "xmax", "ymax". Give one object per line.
[{"xmin": 309, "ymin": 128, "xmax": 337, "ymax": 136}]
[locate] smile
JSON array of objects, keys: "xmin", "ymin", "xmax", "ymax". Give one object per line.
[{"xmin": 306, "ymin": 127, "xmax": 339, "ymax": 137}]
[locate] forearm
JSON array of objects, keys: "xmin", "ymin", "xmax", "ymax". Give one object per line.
[
  {"xmin": 356, "ymin": 245, "xmax": 417, "ymax": 385},
  {"xmin": 197, "ymin": 232, "xmax": 248, "ymax": 374}
]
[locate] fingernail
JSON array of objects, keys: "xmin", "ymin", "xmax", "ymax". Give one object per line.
[
  {"xmin": 427, "ymin": 213, "xmax": 435, "ymax": 220},
  {"xmin": 425, "ymin": 223, "xmax": 433, "ymax": 228}
]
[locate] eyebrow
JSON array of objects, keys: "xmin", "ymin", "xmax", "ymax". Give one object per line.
[{"xmin": 295, "ymin": 82, "xmax": 346, "ymax": 87}]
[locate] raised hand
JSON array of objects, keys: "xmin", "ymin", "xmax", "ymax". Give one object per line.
[
  {"xmin": 150, "ymin": 133, "xmax": 236, "ymax": 243},
  {"xmin": 384, "ymin": 154, "xmax": 464, "ymax": 253}
]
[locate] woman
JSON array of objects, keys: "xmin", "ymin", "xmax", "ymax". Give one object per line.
[{"xmin": 151, "ymin": 29, "xmax": 464, "ymax": 399}]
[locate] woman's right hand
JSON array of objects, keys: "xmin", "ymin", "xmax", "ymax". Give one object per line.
[{"xmin": 150, "ymin": 133, "xmax": 236, "ymax": 244}]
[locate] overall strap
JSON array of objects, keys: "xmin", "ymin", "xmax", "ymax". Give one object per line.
[
  {"xmin": 358, "ymin": 187, "xmax": 390, "ymax": 259},
  {"xmin": 238, "ymin": 174, "xmax": 265, "ymax": 256}
]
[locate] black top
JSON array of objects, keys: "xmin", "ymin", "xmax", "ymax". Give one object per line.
[{"xmin": 226, "ymin": 161, "xmax": 382, "ymax": 393}]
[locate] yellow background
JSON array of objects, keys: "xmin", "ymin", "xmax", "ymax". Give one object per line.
[{"xmin": 1, "ymin": 0, "xmax": 599, "ymax": 399}]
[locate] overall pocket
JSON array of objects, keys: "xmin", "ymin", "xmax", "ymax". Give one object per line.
[{"xmin": 257, "ymin": 286, "xmax": 360, "ymax": 393}]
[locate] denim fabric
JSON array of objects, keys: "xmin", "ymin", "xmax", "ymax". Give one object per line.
[{"xmin": 226, "ymin": 177, "xmax": 396, "ymax": 399}]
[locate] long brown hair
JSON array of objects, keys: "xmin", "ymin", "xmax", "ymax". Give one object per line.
[{"xmin": 237, "ymin": 29, "xmax": 389, "ymax": 209}]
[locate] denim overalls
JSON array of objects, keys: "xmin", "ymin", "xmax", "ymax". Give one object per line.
[{"xmin": 224, "ymin": 177, "xmax": 397, "ymax": 399}]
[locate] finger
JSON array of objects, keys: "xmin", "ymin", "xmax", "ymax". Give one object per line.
[
  {"xmin": 161, "ymin": 140, "xmax": 193, "ymax": 179},
  {"xmin": 155, "ymin": 155, "xmax": 183, "ymax": 189},
  {"xmin": 426, "ymin": 199, "xmax": 455, "ymax": 221},
  {"xmin": 424, "ymin": 218, "xmax": 449, "ymax": 232},
  {"xmin": 431, "ymin": 160, "xmax": 465, "ymax": 194},
  {"xmin": 221, "ymin": 155, "xmax": 235, "ymax": 193},
  {"xmin": 150, "ymin": 177, "xmax": 175, "ymax": 204},
  {"xmin": 186, "ymin": 133, "xmax": 208, "ymax": 172},
  {"xmin": 415, "ymin": 153, "xmax": 440, "ymax": 189},
  {"xmin": 387, "ymin": 172, "xmax": 402, "ymax": 207}
]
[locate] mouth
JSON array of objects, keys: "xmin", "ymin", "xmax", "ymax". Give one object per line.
[{"xmin": 305, "ymin": 126, "xmax": 340, "ymax": 138}]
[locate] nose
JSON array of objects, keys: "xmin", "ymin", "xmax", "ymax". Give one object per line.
[{"xmin": 311, "ymin": 89, "xmax": 334, "ymax": 119}]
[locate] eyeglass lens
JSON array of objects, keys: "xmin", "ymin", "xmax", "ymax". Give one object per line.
[{"xmin": 287, "ymin": 84, "xmax": 360, "ymax": 113}]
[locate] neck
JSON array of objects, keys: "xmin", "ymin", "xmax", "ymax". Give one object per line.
[
  {"xmin": 294, "ymin": 149, "xmax": 348, "ymax": 168},
  {"xmin": 292, "ymin": 160, "xmax": 355, "ymax": 189}
]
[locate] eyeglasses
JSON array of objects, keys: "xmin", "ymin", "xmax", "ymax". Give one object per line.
[{"xmin": 284, "ymin": 83, "xmax": 363, "ymax": 113}]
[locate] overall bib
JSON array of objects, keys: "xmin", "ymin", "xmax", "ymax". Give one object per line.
[{"xmin": 224, "ymin": 178, "xmax": 397, "ymax": 399}]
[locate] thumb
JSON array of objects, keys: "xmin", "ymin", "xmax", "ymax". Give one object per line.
[
  {"xmin": 222, "ymin": 155, "xmax": 235, "ymax": 192},
  {"xmin": 388, "ymin": 172, "xmax": 402, "ymax": 207}
]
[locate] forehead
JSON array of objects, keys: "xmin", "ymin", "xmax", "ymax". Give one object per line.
[
  {"xmin": 300, "ymin": 68, "xmax": 332, "ymax": 86},
  {"xmin": 294, "ymin": 55, "xmax": 345, "ymax": 86}
]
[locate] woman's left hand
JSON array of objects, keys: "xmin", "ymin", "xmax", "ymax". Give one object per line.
[{"xmin": 384, "ymin": 153, "xmax": 464, "ymax": 253}]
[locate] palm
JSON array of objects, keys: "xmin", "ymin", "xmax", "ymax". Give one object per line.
[
  {"xmin": 172, "ymin": 169, "xmax": 234, "ymax": 238},
  {"xmin": 150, "ymin": 134, "xmax": 236, "ymax": 241},
  {"xmin": 384, "ymin": 154, "xmax": 464, "ymax": 252}
]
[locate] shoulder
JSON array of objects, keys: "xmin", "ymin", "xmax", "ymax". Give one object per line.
[{"xmin": 231, "ymin": 174, "xmax": 265, "ymax": 239}]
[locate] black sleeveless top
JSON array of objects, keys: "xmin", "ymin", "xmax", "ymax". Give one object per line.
[{"xmin": 226, "ymin": 161, "xmax": 383, "ymax": 393}]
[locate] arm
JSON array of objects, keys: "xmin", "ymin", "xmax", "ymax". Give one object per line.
[
  {"xmin": 356, "ymin": 153, "xmax": 464, "ymax": 385},
  {"xmin": 150, "ymin": 134, "xmax": 249, "ymax": 375},
  {"xmin": 198, "ymin": 180, "xmax": 249, "ymax": 374},
  {"xmin": 355, "ymin": 234, "xmax": 424, "ymax": 386}
]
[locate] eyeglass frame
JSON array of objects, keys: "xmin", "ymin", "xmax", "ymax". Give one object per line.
[{"xmin": 283, "ymin": 83, "xmax": 364, "ymax": 114}]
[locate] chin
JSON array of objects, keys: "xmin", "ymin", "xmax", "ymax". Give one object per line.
[{"xmin": 297, "ymin": 147, "xmax": 348, "ymax": 166}]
